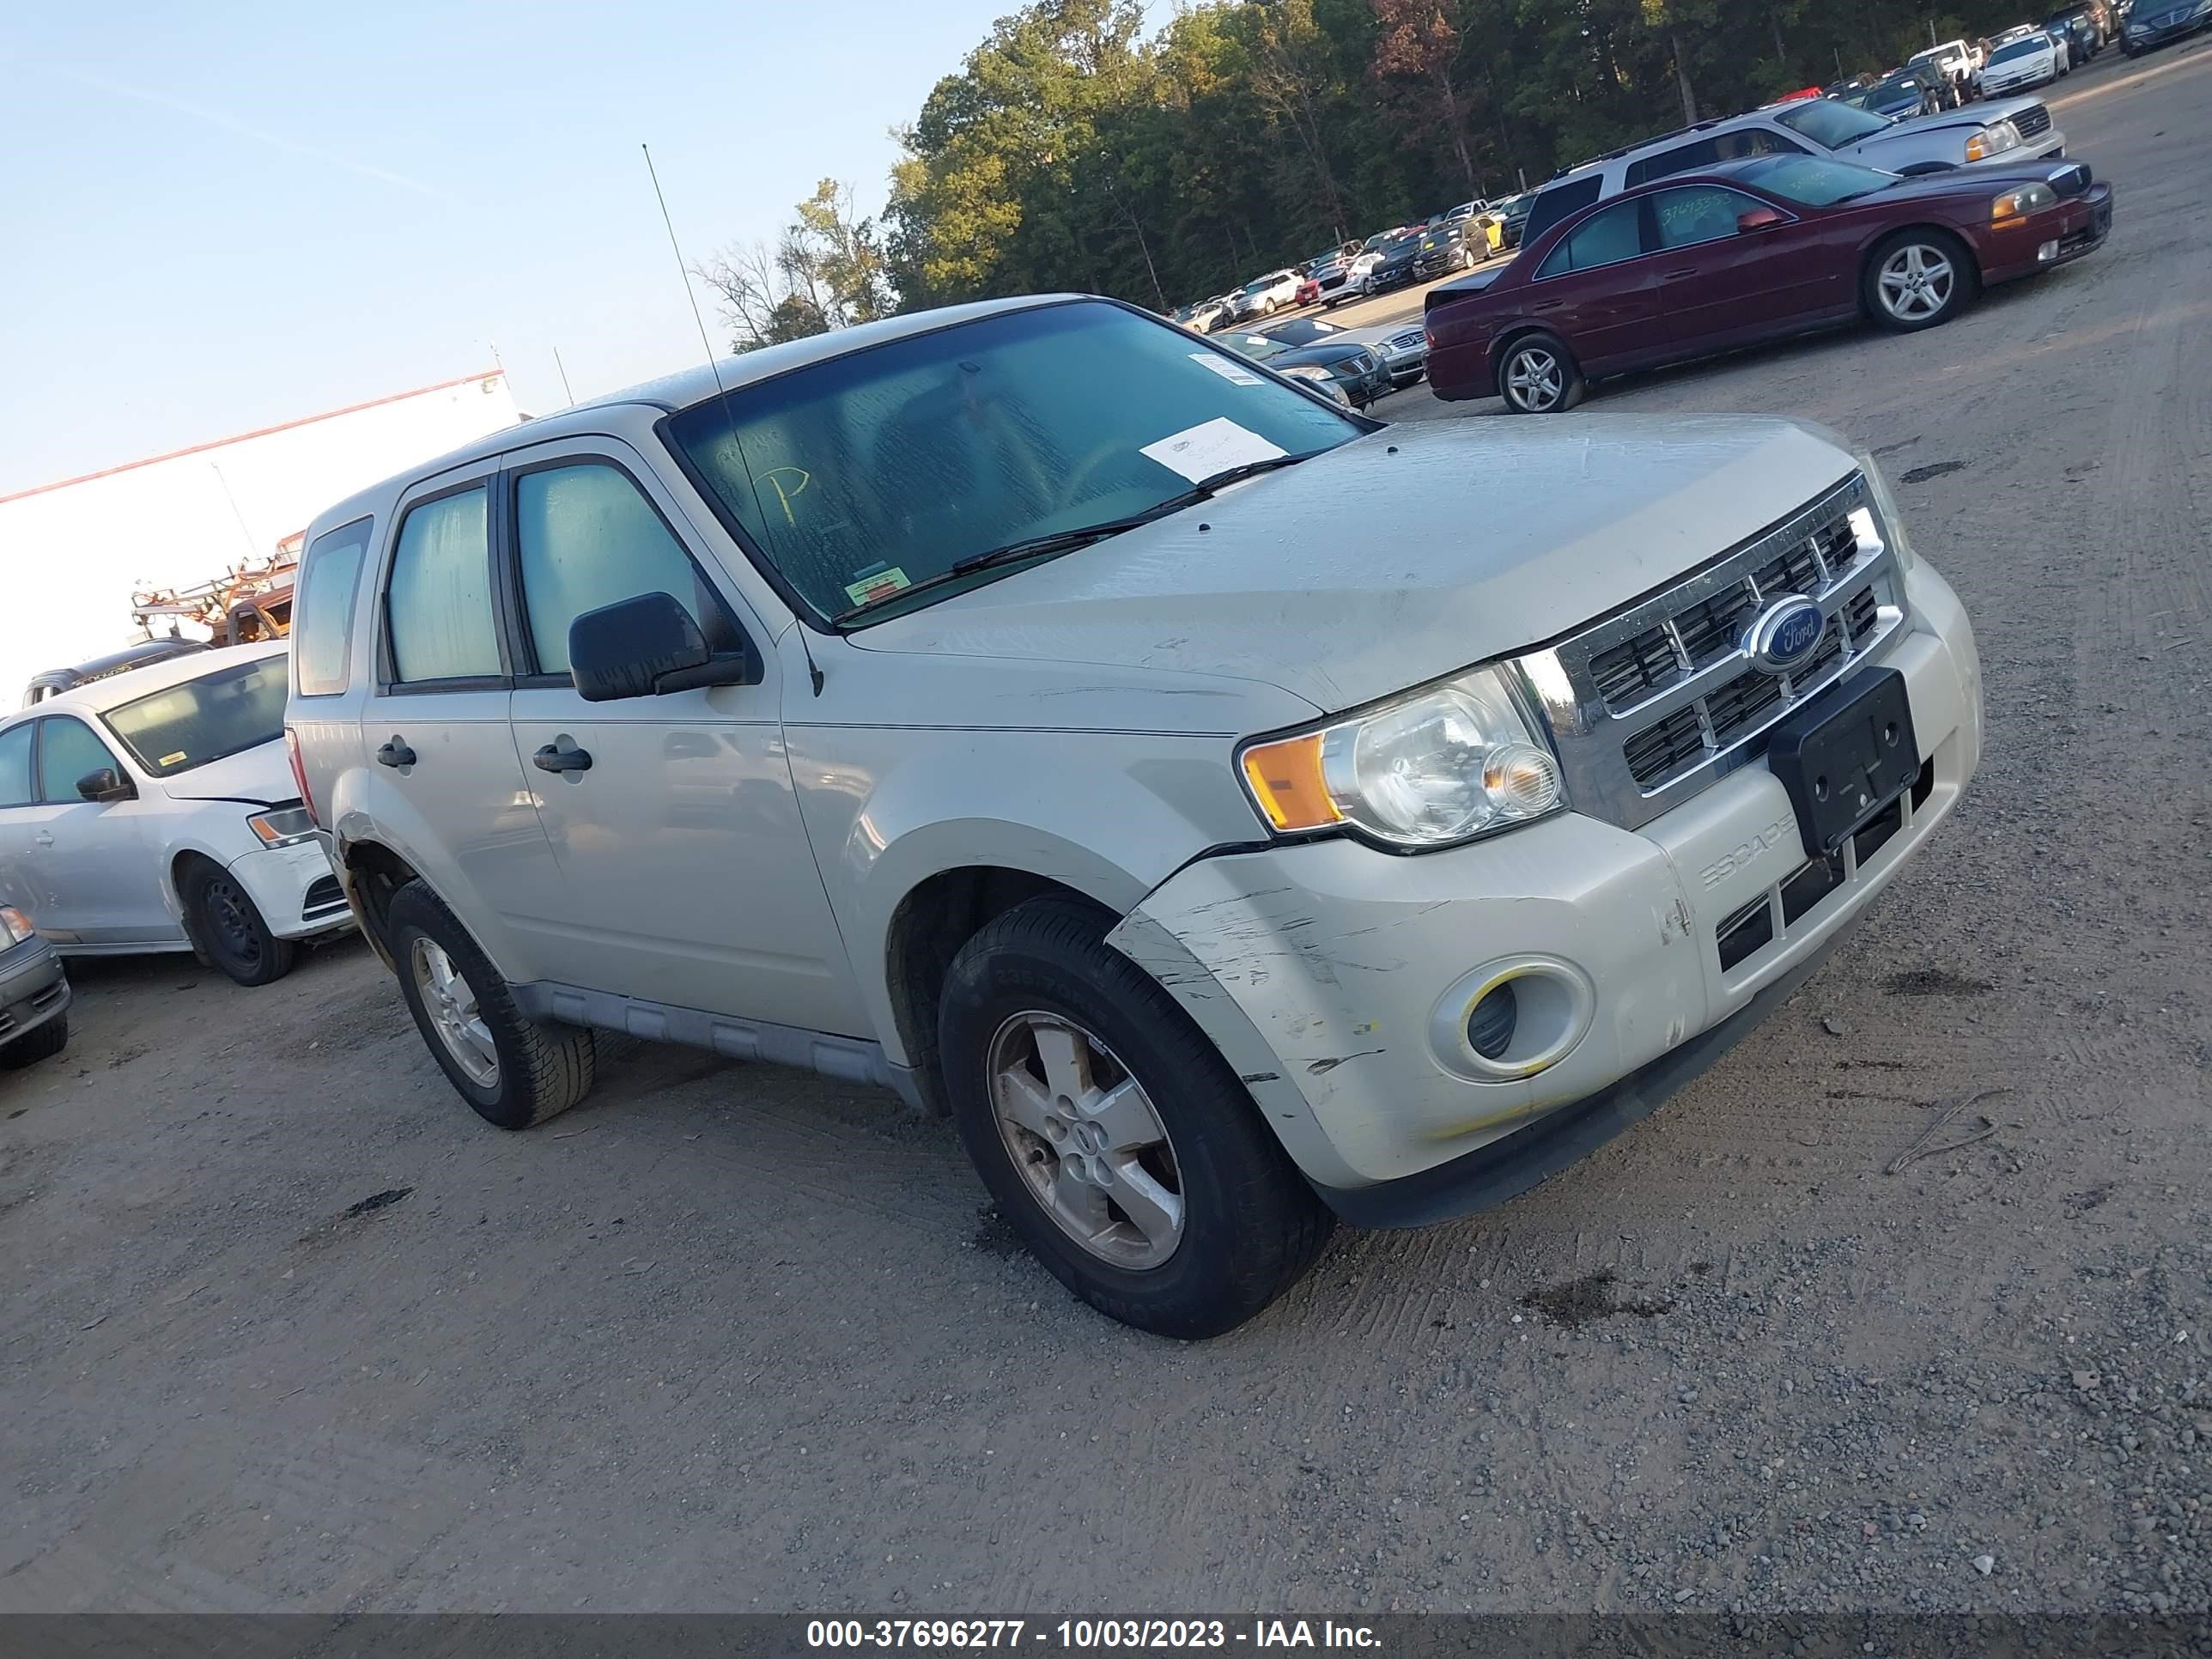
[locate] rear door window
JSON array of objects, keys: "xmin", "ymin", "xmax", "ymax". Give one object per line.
[
  {"xmin": 1535, "ymin": 201, "xmax": 1648, "ymax": 277},
  {"xmin": 295, "ymin": 518, "xmax": 373, "ymax": 696},
  {"xmin": 36, "ymin": 718, "xmax": 121, "ymax": 801},
  {"xmin": 385, "ymin": 488, "xmax": 500, "ymax": 684},
  {"xmin": 1625, "ymin": 138, "xmax": 1720, "ymax": 188},
  {"xmin": 0, "ymin": 723, "xmax": 33, "ymax": 808}
]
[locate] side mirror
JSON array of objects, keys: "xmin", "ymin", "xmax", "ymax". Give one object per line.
[
  {"xmin": 567, "ymin": 591, "xmax": 759, "ymax": 704},
  {"xmin": 76, "ymin": 767, "xmax": 134, "ymax": 804},
  {"xmin": 1737, "ymin": 206, "xmax": 1790, "ymax": 232}
]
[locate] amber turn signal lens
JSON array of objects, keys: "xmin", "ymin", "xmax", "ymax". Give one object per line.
[{"xmin": 1240, "ymin": 733, "xmax": 1340, "ymax": 832}]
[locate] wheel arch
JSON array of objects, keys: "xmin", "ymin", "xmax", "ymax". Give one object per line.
[
  {"xmin": 1861, "ymin": 222, "xmax": 1984, "ymax": 283},
  {"xmin": 877, "ymin": 854, "xmax": 1130, "ymax": 1115}
]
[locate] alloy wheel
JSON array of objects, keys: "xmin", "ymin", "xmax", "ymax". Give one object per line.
[
  {"xmin": 1504, "ymin": 345, "xmax": 1565, "ymax": 411},
  {"xmin": 1877, "ymin": 242, "xmax": 1956, "ymax": 322},
  {"xmin": 412, "ymin": 937, "xmax": 499, "ymax": 1088},
  {"xmin": 988, "ymin": 1011, "xmax": 1184, "ymax": 1269}
]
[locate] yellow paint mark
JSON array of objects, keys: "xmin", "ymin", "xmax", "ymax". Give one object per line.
[{"xmin": 760, "ymin": 466, "xmax": 811, "ymax": 526}]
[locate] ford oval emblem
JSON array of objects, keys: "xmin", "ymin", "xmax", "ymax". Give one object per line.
[{"xmin": 1745, "ymin": 597, "xmax": 1826, "ymax": 675}]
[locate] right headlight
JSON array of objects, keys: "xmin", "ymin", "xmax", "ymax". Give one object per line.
[
  {"xmin": 0, "ymin": 906, "xmax": 35, "ymax": 948},
  {"xmin": 1238, "ymin": 666, "xmax": 1566, "ymax": 850},
  {"xmin": 1965, "ymin": 118, "xmax": 2021, "ymax": 161},
  {"xmin": 1991, "ymin": 180, "xmax": 2057, "ymax": 220}
]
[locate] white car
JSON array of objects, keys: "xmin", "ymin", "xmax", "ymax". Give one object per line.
[
  {"xmin": 0, "ymin": 642, "xmax": 352, "ymax": 986},
  {"xmin": 1225, "ymin": 269, "xmax": 1304, "ymax": 322},
  {"xmin": 1981, "ymin": 28, "xmax": 2065, "ymax": 91}
]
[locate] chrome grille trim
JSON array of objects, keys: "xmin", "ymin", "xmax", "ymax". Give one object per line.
[{"xmin": 1513, "ymin": 474, "xmax": 1912, "ymax": 831}]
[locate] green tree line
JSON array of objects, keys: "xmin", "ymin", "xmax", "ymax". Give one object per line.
[{"xmin": 701, "ymin": 0, "xmax": 2038, "ymax": 346}]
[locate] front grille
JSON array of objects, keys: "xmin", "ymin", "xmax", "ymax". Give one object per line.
[
  {"xmin": 2014, "ymin": 103, "xmax": 2051, "ymax": 140},
  {"xmin": 1390, "ymin": 328, "xmax": 1425, "ymax": 350},
  {"xmin": 2050, "ymin": 161, "xmax": 2091, "ymax": 198},
  {"xmin": 1516, "ymin": 475, "xmax": 1912, "ymax": 830},
  {"xmin": 1585, "ymin": 514, "xmax": 1858, "ymax": 712}
]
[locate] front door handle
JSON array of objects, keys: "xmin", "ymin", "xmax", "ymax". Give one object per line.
[
  {"xmin": 33, "ymin": 830, "xmax": 54, "ymax": 846},
  {"xmin": 1663, "ymin": 266, "xmax": 1699, "ymax": 280},
  {"xmin": 532, "ymin": 739, "xmax": 593, "ymax": 775},
  {"xmin": 375, "ymin": 737, "xmax": 416, "ymax": 769}
]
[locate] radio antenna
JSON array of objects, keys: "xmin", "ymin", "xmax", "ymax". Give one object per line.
[{"xmin": 642, "ymin": 142, "xmax": 823, "ymax": 696}]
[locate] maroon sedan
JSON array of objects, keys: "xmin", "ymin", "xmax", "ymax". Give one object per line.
[{"xmin": 1425, "ymin": 153, "xmax": 2114, "ymax": 413}]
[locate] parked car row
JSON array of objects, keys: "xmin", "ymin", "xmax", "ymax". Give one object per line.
[{"xmin": 0, "ymin": 642, "xmax": 355, "ymax": 992}]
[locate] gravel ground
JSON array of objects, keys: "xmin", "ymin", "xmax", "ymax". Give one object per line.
[{"xmin": 3, "ymin": 45, "xmax": 2210, "ymax": 1618}]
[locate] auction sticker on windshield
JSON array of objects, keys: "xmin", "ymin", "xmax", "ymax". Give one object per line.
[
  {"xmin": 843, "ymin": 566, "xmax": 912, "ymax": 607},
  {"xmin": 1187, "ymin": 352, "xmax": 1265, "ymax": 386},
  {"xmin": 1140, "ymin": 418, "xmax": 1287, "ymax": 483}
]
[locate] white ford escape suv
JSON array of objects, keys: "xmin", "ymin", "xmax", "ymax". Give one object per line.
[{"xmin": 288, "ymin": 295, "xmax": 1981, "ymax": 1338}]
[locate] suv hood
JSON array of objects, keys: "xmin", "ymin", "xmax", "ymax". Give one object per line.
[
  {"xmin": 155, "ymin": 740, "xmax": 292, "ymax": 806},
  {"xmin": 1842, "ymin": 95, "xmax": 2045, "ymax": 155},
  {"xmin": 850, "ymin": 416, "xmax": 1858, "ymax": 715}
]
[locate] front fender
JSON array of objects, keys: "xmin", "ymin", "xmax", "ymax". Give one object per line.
[{"xmin": 787, "ymin": 724, "xmax": 1273, "ymax": 1067}]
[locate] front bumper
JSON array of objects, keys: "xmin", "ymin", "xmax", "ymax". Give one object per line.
[
  {"xmin": 227, "ymin": 838, "xmax": 355, "ymax": 943},
  {"xmin": 0, "ymin": 936, "xmax": 70, "ymax": 1048},
  {"xmin": 2125, "ymin": 11, "xmax": 2210, "ymax": 46},
  {"xmin": 1108, "ymin": 557, "xmax": 1982, "ymax": 1214},
  {"xmin": 1983, "ymin": 181, "xmax": 2114, "ymax": 282}
]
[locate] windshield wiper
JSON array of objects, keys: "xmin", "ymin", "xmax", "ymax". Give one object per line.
[{"xmin": 830, "ymin": 450, "xmax": 1323, "ymax": 625}]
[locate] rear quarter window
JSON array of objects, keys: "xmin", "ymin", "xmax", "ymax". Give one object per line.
[{"xmin": 294, "ymin": 517, "xmax": 373, "ymax": 697}]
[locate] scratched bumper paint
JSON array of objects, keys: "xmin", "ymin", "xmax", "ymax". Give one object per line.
[{"xmin": 1109, "ymin": 557, "xmax": 1980, "ymax": 1191}]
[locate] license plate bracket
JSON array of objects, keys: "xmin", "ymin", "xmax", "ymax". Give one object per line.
[{"xmin": 1764, "ymin": 667, "xmax": 1921, "ymax": 860}]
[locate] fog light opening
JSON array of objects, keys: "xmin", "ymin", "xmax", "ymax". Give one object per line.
[
  {"xmin": 1466, "ymin": 982, "xmax": 1518, "ymax": 1060},
  {"xmin": 2037, "ymin": 239, "xmax": 2060, "ymax": 263},
  {"xmin": 1430, "ymin": 956, "xmax": 1596, "ymax": 1082}
]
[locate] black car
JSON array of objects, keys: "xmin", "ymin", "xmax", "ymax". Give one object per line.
[
  {"xmin": 20, "ymin": 637, "xmax": 209, "ymax": 708},
  {"xmin": 2042, "ymin": 7, "xmax": 2103, "ymax": 56},
  {"xmin": 2121, "ymin": 0, "xmax": 2208, "ymax": 52},
  {"xmin": 1364, "ymin": 232, "xmax": 1425, "ymax": 293},
  {"xmin": 1413, "ymin": 220, "xmax": 1475, "ymax": 280},
  {"xmin": 1218, "ymin": 317, "xmax": 1394, "ymax": 408},
  {"xmin": 1844, "ymin": 64, "xmax": 1952, "ymax": 117}
]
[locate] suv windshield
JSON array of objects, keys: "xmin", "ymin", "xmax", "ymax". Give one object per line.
[
  {"xmin": 663, "ymin": 301, "xmax": 1361, "ymax": 626},
  {"xmin": 1739, "ymin": 154, "xmax": 1896, "ymax": 204},
  {"xmin": 102, "ymin": 653, "xmax": 288, "ymax": 777},
  {"xmin": 1774, "ymin": 100, "xmax": 1892, "ymax": 149}
]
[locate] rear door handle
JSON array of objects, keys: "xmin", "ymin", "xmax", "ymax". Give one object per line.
[
  {"xmin": 33, "ymin": 831, "xmax": 55, "ymax": 846},
  {"xmin": 532, "ymin": 739, "xmax": 592, "ymax": 775},
  {"xmin": 375, "ymin": 737, "xmax": 416, "ymax": 769},
  {"xmin": 1663, "ymin": 266, "xmax": 1699, "ymax": 280}
]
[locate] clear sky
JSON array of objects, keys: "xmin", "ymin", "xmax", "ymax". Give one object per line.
[{"xmin": 0, "ymin": 0, "xmax": 1107, "ymax": 497}]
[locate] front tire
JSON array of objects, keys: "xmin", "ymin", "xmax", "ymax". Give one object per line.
[
  {"xmin": 183, "ymin": 861, "xmax": 296, "ymax": 987},
  {"xmin": 939, "ymin": 899, "xmax": 1334, "ymax": 1339},
  {"xmin": 1863, "ymin": 229, "xmax": 1977, "ymax": 332},
  {"xmin": 1497, "ymin": 331, "xmax": 1588, "ymax": 414},
  {"xmin": 386, "ymin": 879, "xmax": 595, "ymax": 1130},
  {"xmin": 0, "ymin": 1013, "xmax": 68, "ymax": 1069}
]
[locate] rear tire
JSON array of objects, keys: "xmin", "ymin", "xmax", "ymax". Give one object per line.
[
  {"xmin": 182, "ymin": 861, "xmax": 296, "ymax": 987},
  {"xmin": 938, "ymin": 898, "xmax": 1334, "ymax": 1339},
  {"xmin": 386, "ymin": 880, "xmax": 595, "ymax": 1130},
  {"xmin": 1496, "ymin": 331, "xmax": 1588, "ymax": 414},
  {"xmin": 1863, "ymin": 228, "xmax": 1977, "ymax": 332},
  {"xmin": 0, "ymin": 1013, "xmax": 68, "ymax": 1069}
]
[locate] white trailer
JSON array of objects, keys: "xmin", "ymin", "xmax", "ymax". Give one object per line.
[{"xmin": 0, "ymin": 370, "xmax": 523, "ymax": 704}]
